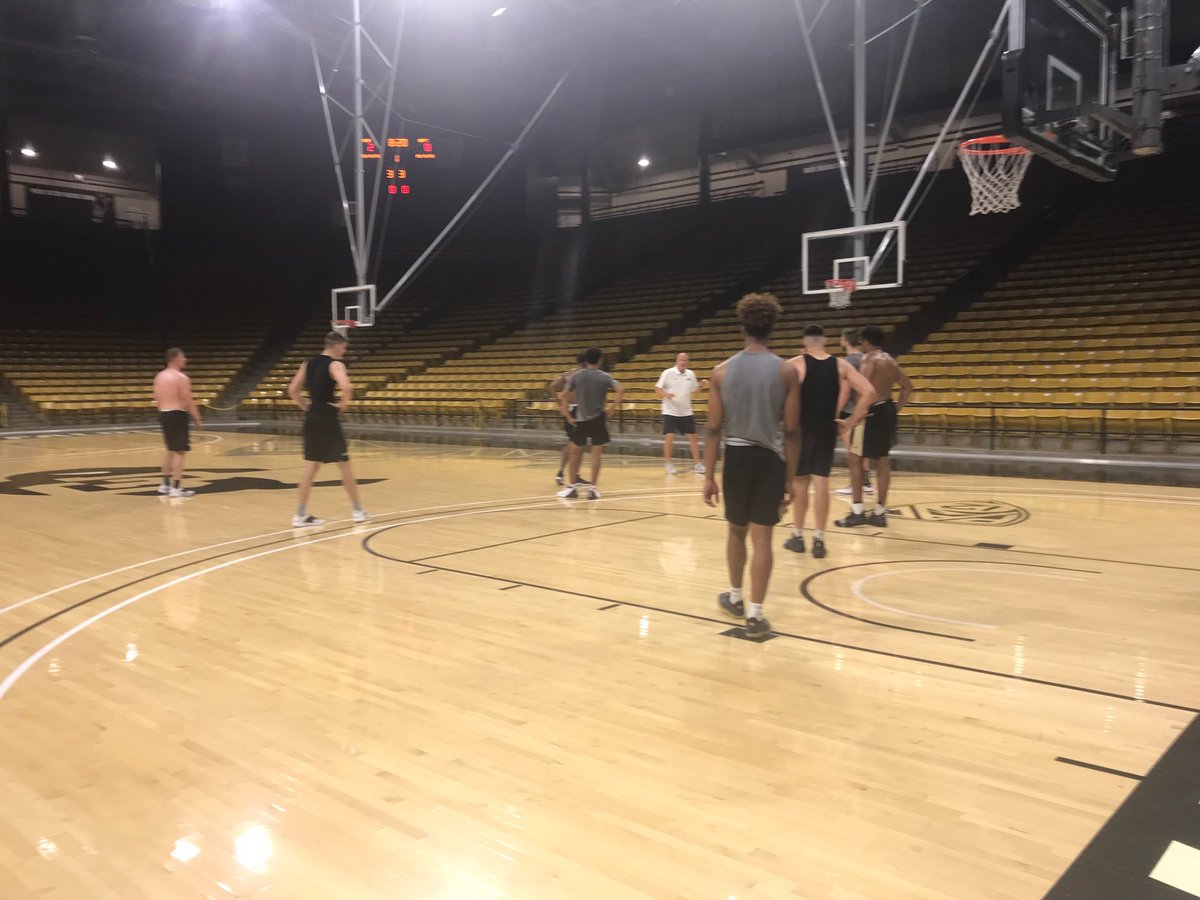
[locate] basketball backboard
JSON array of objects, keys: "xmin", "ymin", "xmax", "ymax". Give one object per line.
[
  {"xmin": 1002, "ymin": 0, "xmax": 1121, "ymax": 180},
  {"xmin": 331, "ymin": 284, "xmax": 377, "ymax": 328},
  {"xmin": 801, "ymin": 221, "xmax": 906, "ymax": 297}
]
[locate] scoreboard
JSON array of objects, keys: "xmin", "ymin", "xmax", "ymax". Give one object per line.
[{"xmin": 360, "ymin": 137, "xmax": 437, "ymax": 197}]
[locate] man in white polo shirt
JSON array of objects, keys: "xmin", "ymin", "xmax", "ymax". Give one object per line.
[{"xmin": 655, "ymin": 352, "xmax": 708, "ymax": 475}]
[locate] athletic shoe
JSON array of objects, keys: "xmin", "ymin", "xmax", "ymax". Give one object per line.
[
  {"xmin": 169, "ymin": 487, "xmax": 195, "ymax": 498},
  {"xmin": 744, "ymin": 616, "xmax": 771, "ymax": 638},
  {"xmin": 557, "ymin": 486, "xmax": 578, "ymax": 499},
  {"xmin": 718, "ymin": 592, "xmax": 745, "ymax": 618},
  {"xmin": 575, "ymin": 478, "xmax": 593, "ymax": 487},
  {"xmin": 694, "ymin": 463, "xmax": 706, "ymax": 474},
  {"xmin": 665, "ymin": 463, "xmax": 677, "ymax": 475},
  {"xmin": 587, "ymin": 487, "xmax": 601, "ymax": 500},
  {"xmin": 352, "ymin": 509, "xmax": 370, "ymax": 523},
  {"xmin": 157, "ymin": 483, "xmax": 171, "ymax": 495},
  {"xmin": 836, "ymin": 485, "xmax": 874, "ymax": 495},
  {"xmin": 784, "ymin": 533, "xmax": 806, "ymax": 553},
  {"xmin": 555, "ymin": 470, "xmax": 564, "ymax": 486},
  {"xmin": 835, "ymin": 511, "xmax": 869, "ymax": 528},
  {"xmin": 812, "ymin": 537, "xmax": 827, "ymax": 559},
  {"xmin": 291, "ymin": 514, "xmax": 326, "ymax": 527},
  {"xmin": 865, "ymin": 485, "xmax": 875, "ymax": 494},
  {"xmin": 867, "ymin": 511, "xmax": 887, "ymax": 527}
]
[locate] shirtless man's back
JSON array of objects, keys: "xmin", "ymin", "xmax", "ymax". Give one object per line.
[
  {"xmin": 154, "ymin": 348, "xmax": 202, "ymax": 498},
  {"xmin": 836, "ymin": 325, "xmax": 912, "ymax": 528}
]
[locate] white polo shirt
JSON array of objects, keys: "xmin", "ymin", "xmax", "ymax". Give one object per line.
[{"xmin": 656, "ymin": 366, "xmax": 699, "ymax": 417}]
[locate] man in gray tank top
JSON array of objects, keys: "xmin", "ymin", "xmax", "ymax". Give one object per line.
[{"xmin": 702, "ymin": 293, "xmax": 800, "ymax": 638}]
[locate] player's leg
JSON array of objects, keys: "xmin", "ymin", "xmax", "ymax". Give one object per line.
[
  {"xmin": 688, "ymin": 432, "xmax": 703, "ymax": 472},
  {"xmin": 871, "ymin": 456, "xmax": 891, "ymax": 524},
  {"xmin": 717, "ymin": 446, "xmax": 751, "ymax": 620},
  {"xmin": 557, "ymin": 432, "xmax": 585, "ymax": 498},
  {"xmin": 588, "ymin": 445, "xmax": 604, "ymax": 492},
  {"xmin": 336, "ymin": 460, "xmax": 369, "ymax": 522},
  {"xmin": 785, "ymin": 475, "xmax": 810, "ymax": 553},
  {"xmin": 160, "ymin": 450, "xmax": 172, "ymax": 493},
  {"xmin": 663, "ymin": 429, "xmax": 676, "ymax": 473},
  {"xmin": 747, "ymin": 522, "xmax": 774, "ymax": 625},
  {"xmin": 811, "ymin": 474, "xmax": 830, "ymax": 556},
  {"xmin": 724, "ymin": 523, "xmax": 749, "ymax": 603},
  {"xmin": 293, "ymin": 460, "xmax": 324, "ymax": 526},
  {"xmin": 743, "ymin": 446, "xmax": 784, "ymax": 636},
  {"xmin": 557, "ymin": 442, "xmax": 571, "ymax": 484}
]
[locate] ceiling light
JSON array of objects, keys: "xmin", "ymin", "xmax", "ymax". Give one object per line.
[
  {"xmin": 637, "ymin": 156, "xmax": 651, "ymax": 168},
  {"xmin": 492, "ymin": 7, "xmax": 507, "ymax": 16},
  {"xmin": 20, "ymin": 145, "xmax": 38, "ymax": 158},
  {"xmin": 102, "ymin": 156, "xmax": 118, "ymax": 170}
]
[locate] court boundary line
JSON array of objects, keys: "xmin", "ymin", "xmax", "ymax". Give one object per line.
[{"xmin": 0, "ymin": 490, "xmax": 689, "ymax": 701}]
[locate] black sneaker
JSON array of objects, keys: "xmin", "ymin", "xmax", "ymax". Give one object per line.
[
  {"xmin": 718, "ymin": 592, "xmax": 745, "ymax": 618},
  {"xmin": 812, "ymin": 537, "xmax": 827, "ymax": 558},
  {"xmin": 867, "ymin": 511, "xmax": 887, "ymax": 527},
  {"xmin": 744, "ymin": 616, "xmax": 771, "ymax": 638},
  {"xmin": 574, "ymin": 478, "xmax": 593, "ymax": 487},
  {"xmin": 836, "ymin": 511, "xmax": 869, "ymax": 528},
  {"xmin": 784, "ymin": 533, "xmax": 806, "ymax": 553},
  {"xmin": 555, "ymin": 470, "xmax": 564, "ymax": 485}
]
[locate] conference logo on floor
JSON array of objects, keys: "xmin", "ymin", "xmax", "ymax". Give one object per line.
[
  {"xmin": 0, "ymin": 466, "xmax": 386, "ymax": 497},
  {"xmin": 886, "ymin": 500, "xmax": 1029, "ymax": 527}
]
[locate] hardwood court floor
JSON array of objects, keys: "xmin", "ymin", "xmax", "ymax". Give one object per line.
[{"xmin": 0, "ymin": 429, "xmax": 1197, "ymax": 899}]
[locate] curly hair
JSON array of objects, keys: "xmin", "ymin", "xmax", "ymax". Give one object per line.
[{"xmin": 736, "ymin": 292, "xmax": 782, "ymax": 340}]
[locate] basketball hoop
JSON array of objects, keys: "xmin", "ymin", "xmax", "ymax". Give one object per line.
[
  {"xmin": 957, "ymin": 135, "xmax": 1032, "ymax": 215},
  {"xmin": 331, "ymin": 319, "xmax": 359, "ymax": 338},
  {"xmin": 824, "ymin": 278, "xmax": 856, "ymax": 310}
]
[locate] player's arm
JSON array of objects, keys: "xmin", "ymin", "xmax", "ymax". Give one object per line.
[
  {"xmin": 287, "ymin": 363, "xmax": 309, "ymax": 413},
  {"xmin": 547, "ymin": 373, "xmax": 566, "ymax": 399},
  {"xmin": 702, "ymin": 365, "xmax": 726, "ymax": 506},
  {"xmin": 330, "ymin": 361, "xmax": 353, "ymax": 412},
  {"xmin": 559, "ymin": 374, "xmax": 577, "ymax": 424},
  {"xmin": 606, "ymin": 378, "xmax": 624, "ymax": 417},
  {"xmin": 895, "ymin": 362, "xmax": 914, "ymax": 411},
  {"xmin": 182, "ymin": 375, "xmax": 202, "ymax": 428},
  {"xmin": 837, "ymin": 359, "xmax": 876, "ymax": 434},
  {"xmin": 780, "ymin": 361, "xmax": 801, "ymax": 505}
]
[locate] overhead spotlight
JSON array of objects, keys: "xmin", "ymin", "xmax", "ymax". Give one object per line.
[
  {"xmin": 20, "ymin": 144, "xmax": 38, "ymax": 158},
  {"xmin": 637, "ymin": 156, "xmax": 651, "ymax": 168},
  {"xmin": 102, "ymin": 156, "xmax": 118, "ymax": 170},
  {"xmin": 492, "ymin": 6, "xmax": 507, "ymax": 16}
]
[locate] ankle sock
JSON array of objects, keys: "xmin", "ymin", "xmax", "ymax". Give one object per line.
[
  {"xmin": 747, "ymin": 602, "xmax": 764, "ymax": 621},
  {"xmin": 852, "ymin": 502, "xmax": 864, "ymax": 515}
]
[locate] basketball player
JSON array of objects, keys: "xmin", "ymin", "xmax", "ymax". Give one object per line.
[
  {"xmin": 655, "ymin": 352, "xmax": 709, "ymax": 474},
  {"xmin": 836, "ymin": 328, "xmax": 873, "ymax": 496},
  {"xmin": 703, "ymin": 293, "xmax": 800, "ymax": 638},
  {"xmin": 836, "ymin": 324, "xmax": 912, "ymax": 528},
  {"xmin": 154, "ymin": 347, "xmax": 202, "ymax": 498},
  {"xmin": 557, "ymin": 347, "xmax": 624, "ymax": 500},
  {"xmin": 548, "ymin": 352, "xmax": 586, "ymax": 485},
  {"xmin": 287, "ymin": 331, "xmax": 369, "ymax": 527},
  {"xmin": 784, "ymin": 325, "xmax": 875, "ymax": 558}
]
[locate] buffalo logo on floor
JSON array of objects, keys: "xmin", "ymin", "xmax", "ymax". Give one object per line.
[
  {"xmin": 0, "ymin": 466, "xmax": 386, "ymax": 497},
  {"xmin": 885, "ymin": 500, "xmax": 1029, "ymax": 527}
]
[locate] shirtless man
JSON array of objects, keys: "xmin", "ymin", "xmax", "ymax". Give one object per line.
[
  {"xmin": 836, "ymin": 325, "xmax": 912, "ymax": 528},
  {"xmin": 784, "ymin": 325, "xmax": 875, "ymax": 558},
  {"xmin": 154, "ymin": 348, "xmax": 203, "ymax": 498}
]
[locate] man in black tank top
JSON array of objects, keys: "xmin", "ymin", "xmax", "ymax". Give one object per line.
[
  {"xmin": 286, "ymin": 331, "xmax": 369, "ymax": 528},
  {"xmin": 783, "ymin": 325, "xmax": 875, "ymax": 558}
]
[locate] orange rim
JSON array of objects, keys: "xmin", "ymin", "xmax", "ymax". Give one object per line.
[{"xmin": 958, "ymin": 135, "xmax": 1030, "ymax": 156}]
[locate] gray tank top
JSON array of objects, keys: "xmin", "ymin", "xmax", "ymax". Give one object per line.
[{"xmin": 722, "ymin": 349, "xmax": 785, "ymax": 455}]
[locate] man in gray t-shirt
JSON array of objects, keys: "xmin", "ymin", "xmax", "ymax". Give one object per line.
[{"xmin": 557, "ymin": 347, "xmax": 624, "ymax": 500}]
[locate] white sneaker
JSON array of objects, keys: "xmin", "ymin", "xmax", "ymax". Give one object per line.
[
  {"xmin": 836, "ymin": 486, "xmax": 853, "ymax": 495},
  {"xmin": 665, "ymin": 463, "xmax": 677, "ymax": 475},
  {"xmin": 557, "ymin": 486, "xmax": 578, "ymax": 499},
  {"xmin": 352, "ymin": 509, "xmax": 370, "ymax": 523},
  {"xmin": 169, "ymin": 487, "xmax": 195, "ymax": 498},
  {"xmin": 694, "ymin": 463, "xmax": 706, "ymax": 474},
  {"xmin": 587, "ymin": 487, "xmax": 601, "ymax": 500},
  {"xmin": 291, "ymin": 514, "xmax": 326, "ymax": 527},
  {"xmin": 865, "ymin": 485, "xmax": 875, "ymax": 494},
  {"xmin": 157, "ymin": 483, "xmax": 171, "ymax": 495}
]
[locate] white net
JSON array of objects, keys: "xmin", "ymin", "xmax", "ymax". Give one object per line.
[
  {"xmin": 958, "ymin": 140, "xmax": 1032, "ymax": 215},
  {"xmin": 825, "ymin": 279, "xmax": 855, "ymax": 309}
]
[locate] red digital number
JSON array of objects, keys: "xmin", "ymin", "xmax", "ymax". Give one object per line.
[
  {"xmin": 388, "ymin": 185, "xmax": 398, "ymax": 195},
  {"xmin": 400, "ymin": 185, "xmax": 411, "ymax": 195}
]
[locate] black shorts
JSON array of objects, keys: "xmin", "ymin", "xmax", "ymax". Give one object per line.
[
  {"xmin": 862, "ymin": 399, "xmax": 898, "ymax": 459},
  {"xmin": 159, "ymin": 410, "xmax": 190, "ymax": 453},
  {"xmin": 303, "ymin": 411, "xmax": 349, "ymax": 463},
  {"xmin": 722, "ymin": 444, "xmax": 786, "ymax": 527},
  {"xmin": 570, "ymin": 414, "xmax": 610, "ymax": 447},
  {"xmin": 563, "ymin": 405, "xmax": 577, "ymax": 436},
  {"xmin": 797, "ymin": 422, "xmax": 837, "ymax": 478},
  {"xmin": 662, "ymin": 414, "xmax": 696, "ymax": 435}
]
